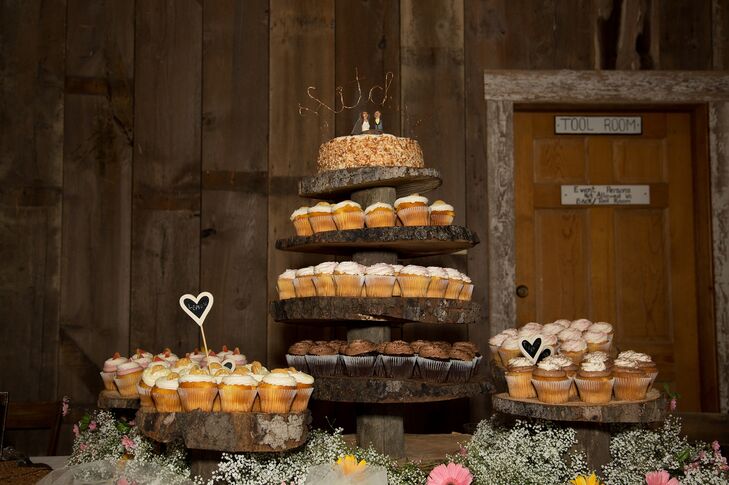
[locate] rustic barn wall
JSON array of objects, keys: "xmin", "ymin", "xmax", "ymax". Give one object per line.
[{"xmin": 1, "ymin": 0, "xmax": 726, "ymax": 454}]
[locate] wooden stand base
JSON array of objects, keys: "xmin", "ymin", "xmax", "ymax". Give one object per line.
[
  {"xmin": 356, "ymin": 406, "xmax": 406, "ymax": 458},
  {"xmin": 97, "ymin": 390, "xmax": 139, "ymax": 410}
]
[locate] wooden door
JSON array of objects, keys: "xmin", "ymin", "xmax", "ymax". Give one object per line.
[{"xmin": 515, "ymin": 111, "xmax": 704, "ymax": 411}]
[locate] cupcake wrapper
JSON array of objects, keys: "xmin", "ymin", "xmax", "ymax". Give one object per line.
[
  {"xmin": 293, "ymin": 218, "xmax": 313, "ymax": 236},
  {"xmin": 444, "ymin": 281, "xmax": 464, "ymax": 300},
  {"xmin": 498, "ymin": 348, "xmax": 522, "ymax": 368},
  {"xmin": 614, "ymin": 376, "xmax": 652, "ymax": 401},
  {"xmin": 397, "ymin": 275, "xmax": 430, "ymax": 298},
  {"xmin": 305, "ymin": 354, "xmax": 339, "ymax": 377},
  {"xmin": 448, "ymin": 360, "xmax": 475, "ymax": 383},
  {"xmin": 648, "ymin": 371, "xmax": 659, "ymax": 388},
  {"xmin": 258, "ymin": 387, "xmax": 297, "ymax": 413},
  {"xmin": 458, "ymin": 283, "xmax": 474, "ymax": 301},
  {"xmin": 381, "ymin": 355, "xmax": 416, "ymax": 379},
  {"xmin": 309, "ymin": 214, "xmax": 337, "ymax": 233},
  {"xmin": 473, "ymin": 355, "xmax": 483, "ymax": 376},
  {"xmin": 334, "ymin": 211, "xmax": 365, "ymax": 230},
  {"xmin": 293, "ymin": 276, "xmax": 317, "ymax": 298},
  {"xmin": 152, "ymin": 391, "xmax": 183, "ymax": 413},
  {"xmin": 430, "ymin": 213, "xmax": 454, "ymax": 226},
  {"xmin": 251, "ymin": 395, "xmax": 261, "ymax": 412},
  {"xmin": 100, "ymin": 372, "xmax": 117, "ymax": 392},
  {"xmin": 313, "ymin": 274, "xmax": 336, "ymax": 297},
  {"xmin": 397, "ymin": 206, "xmax": 429, "ymax": 226},
  {"xmin": 365, "ymin": 275, "xmax": 396, "ymax": 297},
  {"xmin": 114, "ymin": 373, "xmax": 142, "ymax": 397},
  {"xmin": 365, "ymin": 211, "xmax": 396, "ymax": 228},
  {"xmin": 291, "ymin": 387, "xmax": 314, "ymax": 413},
  {"xmin": 574, "ymin": 377, "xmax": 615, "ymax": 403},
  {"xmin": 587, "ymin": 341, "xmax": 612, "ymax": 353},
  {"xmin": 373, "ymin": 355, "xmax": 387, "ymax": 377},
  {"xmin": 285, "ymin": 354, "xmax": 309, "ymax": 373},
  {"xmin": 334, "ymin": 274, "xmax": 365, "ymax": 297},
  {"xmin": 277, "ymin": 279, "xmax": 297, "ymax": 300},
  {"xmin": 505, "ymin": 374, "xmax": 537, "ymax": 399},
  {"xmin": 392, "ymin": 279, "xmax": 402, "ymax": 296},
  {"xmin": 341, "ymin": 355, "xmax": 377, "ymax": 377},
  {"xmin": 531, "ymin": 378, "xmax": 573, "ymax": 404},
  {"xmin": 416, "ymin": 357, "xmax": 452, "ymax": 383},
  {"xmin": 178, "ymin": 387, "xmax": 218, "ymax": 412},
  {"xmin": 426, "ymin": 278, "xmax": 449, "ymax": 298},
  {"xmin": 219, "ymin": 388, "xmax": 257, "ymax": 412},
  {"xmin": 212, "ymin": 395, "xmax": 222, "ymax": 412},
  {"xmin": 137, "ymin": 383, "xmax": 155, "ymax": 408}
]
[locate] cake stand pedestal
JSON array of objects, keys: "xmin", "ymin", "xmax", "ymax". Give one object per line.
[{"xmin": 97, "ymin": 390, "xmax": 140, "ymax": 410}]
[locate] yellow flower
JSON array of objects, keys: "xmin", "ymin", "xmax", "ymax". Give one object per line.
[
  {"xmin": 336, "ymin": 455, "xmax": 367, "ymax": 475},
  {"xmin": 570, "ymin": 472, "xmax": 604, "ymax": 485}
]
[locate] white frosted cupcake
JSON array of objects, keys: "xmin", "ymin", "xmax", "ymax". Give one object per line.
[
  {"xmin": 394, "ymin": 194, "xmax": 429, "ymax": 226},
  {"xmin": 156, "ymin": 349, "xmax": 179, "ymax": 364},
  {"xmin": 429, "ymin": 200, "xmax": 455, "ymax": 226},
  {"xmin": 557, "ymin": 328, "xmax": 583, "ymax": 342},
  {"xmin": 425, "ymin": 266, "xmax": 449, "ymax": 298},
  {"xmin": 570, "ymin": 318, "xmax": 593, "ymax": 332},
  {"xmin": 178, "ymin": 370, "xmax": 218, "ymax": 412},
  {"xmin": 332, "ymin": 200, "xmax": 364, "ymax": 230},
  {"xmin": 308, "ymin": 202, "xmax": 337, "ymax": 233},
  {"xmin": 277, "ymin": 269, "xmax": 297, "ymax": 300},
  {"xmin": 334, "ymin": 261, "xmax": 365, "ymax": 297},
  {"xmin": 505, "ymin": 357, "xmax": 537, "ymax": 399},
  {"xmin": 397, "ymin": 265, "xmax": 430, "ymax": 297},
  {"xmin": 541, "ymin": 323, "xmax": 565, "ymax": 336},
  {"xmin": 531, "ymin": 360, "xmax": 572, "ymax": 404},
  {"xmin": 552, "ymin": 319, "xmax": 572, "ymax": 328},
  {"xmin": 152, "ymin": 373, "xmax": 182, "ymax": 412},
  {"xmin": 289, "ymin": 370, "xmax": 315, "ymax": 412},
  {"xmin": 458, "ymin": 274, "xmax": 474, "ymax": 301},
  {"xmin": 294, "ymin": 266, "xmax": 317, "ymax": 298},
  {"xmin": 218, "ymin": 374, "xmax": 258, "ymax": 412},
  {"xmin": 589, "ymin": 322, "xmax": 614, "ymax": 343},
  {"xmin": 364, "ymin": 202, "xmax": 396, "ymax": 228},
  {"xmin": 290, "ymin": 206, "xmax": 313, "ymax": 236},
  {"xmin": 498, "ymin": 336, "xmax": 522, "ymax": 367},
  {"xmin": 584, "ymin": 331, "xmax": 611, "ymax": 353},
  {"xmin": 364, "ymin": 263, "xmax": 396, "ymax": 297},
  {"xmin": 488, "ymin": 332, "xmax": 509, "ymax": 366},
  {"xmin": 313, "ymin": 261, "xmax": 337, "ymax": 297},
  {"xmin": 444, "ymin": 268, "xmax": 464, "ymax": 299},
  {"xmin": 560, "ymin": 338, "xmax": 588, "ymax": 364},
  {"xmin": 258, "ymin": 372, "xmax": 297, "ymax": 413},
  {"xmin": 575, "ymin": 360, "xmax": 614, "ymax": 403},
  {"xmin": 114, "ymin": 362, "xmax": 143, "ymax": 397}
]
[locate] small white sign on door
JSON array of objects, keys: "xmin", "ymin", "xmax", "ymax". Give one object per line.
[
  {"xmin": 555, "ymin": 116, "xmax": 642, "ymax": 134},
  {"xmin": 561, "ymin": 185, "xmax": 650, "ymax": 205}
]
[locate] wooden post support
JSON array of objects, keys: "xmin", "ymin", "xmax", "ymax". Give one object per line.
[
  {"xmin": 356, "ymin": 405, "xmax": 405, "ymax": 458},
  {"xmin": 351, "ymin": 186, "xmax": 396, "ymax": 207}
]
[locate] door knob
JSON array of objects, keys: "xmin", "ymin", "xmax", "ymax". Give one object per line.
[{"xmin": 516, "ymin": 285, "xmax": 529, "ymax": 298}]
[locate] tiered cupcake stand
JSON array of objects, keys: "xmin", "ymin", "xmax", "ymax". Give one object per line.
[
  {"xmin": 97, "ymin": 390, "xmax": 139, "ymax": 410},
  {"xmin": 270, "ymin": 166, "xmax": 490, "ymax": 458}
]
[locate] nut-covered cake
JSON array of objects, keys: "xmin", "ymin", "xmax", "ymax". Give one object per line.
[{"xmin": 317, "ymin": 134, "xmax": 424, "ymax": 172}]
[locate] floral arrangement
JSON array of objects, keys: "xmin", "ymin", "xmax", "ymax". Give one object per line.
[
  {"xmin": 427, "ymin": 462, "xmax": 473, "ymax": 485},
  {"xmin": 570, "ymin": 472, "xmax": 604, "ymax": 485}
]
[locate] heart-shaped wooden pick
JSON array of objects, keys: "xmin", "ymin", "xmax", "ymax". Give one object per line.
[
  {"xmin": 519, "ymin": 334, "xmax": 554, "ymax": 364},
  {"xmin": 179, "ymin": 292, "xmax": 214, "ymax": 327}
]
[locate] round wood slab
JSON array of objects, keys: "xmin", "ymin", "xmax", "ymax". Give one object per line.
[
  {"xmin": 492, "ymin": 389, "xmax": 666, "ymax": 423},
  {"xmin": 135, "ymin": 409, "xmax": 310, "ymax": 452},
  {"xmin": 276, "ymin": 225, "xmax": 480, "ymax": 258},
  {"xmin": 313, "ymin": 376, "xmax": 492, "ymax": 403},
  {"xmin": 299, "ymin": 167, "xmax": 442, "ymax": 199},
  {"xmin": 97, "ymin": 390, "xmax": 140, "ymax": 410},
  {"xmin": 270, "ymin": 297, "xmax": 481, "ymax": 325}
]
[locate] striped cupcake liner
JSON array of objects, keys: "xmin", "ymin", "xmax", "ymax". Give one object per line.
[
  {"xmin": 178, "ymin": 387, "xmax": 217, "ymax": 412},
  {"xmin": 574, "ymin": 377, "xmax": 614, "ymax": 404},
  {"xmin": 505, "ymin": 374, "xmax": 537, "ymax": 399},
  {"xmin": 218, "ymin": 388, "xmax": 257, "ymax": 412},
  {"xmin": 258, "ymin": 388, "xmax": 297, "ymax": 413},
  {"xmin": 341, "ymin": 355, "xmax": 377, "ymax": 377},
  {"xmin": 285, "ymin": 354, "xmax": 309, "ymax": 373},
  {"xmin": 416, "ymin": 357, "xmax": 452, "ymax": 383},
  {"xmin": 381, "ymin": 355, "xmax": 416, "ymax": 379},
  {"xmin": 531, "ymin": 378, "xmax": 573, "ymax": 404}
]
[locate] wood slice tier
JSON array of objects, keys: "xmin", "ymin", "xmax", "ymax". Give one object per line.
[
  {"xmin": 299, "ymin": 167, "xmax": 441, "ymax": 199},
  {"xmin": 271, "ymin": 297, "xmax": 481, "ymax": 325},
  {"xmin": 135, "ymin": 409, "xmax": 310, "ymax": 452},
  {"xmin": 492, "ymin": 389, "xmax": 666, "ymax": 423},
  {"xmin": 313, "ymin": 376, "xmax": 492, "ymax": 403},
  {"xmin": 97, "ymin": 390, "xmax": 140, "ymax": 410},
  {"xmin": 276, "ymin": 225, "xmax": 479, "ymax": 257}
]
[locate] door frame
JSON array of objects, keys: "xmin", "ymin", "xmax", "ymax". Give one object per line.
[{"xmin": 480, "ymin": 70, "xmax": 729, "ymax": 412}]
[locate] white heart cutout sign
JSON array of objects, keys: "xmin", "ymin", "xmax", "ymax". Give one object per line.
[
  {"xmin": 519, "ymin": 334, "xmax": 554, "ymax": 364},
  {"xmin": 179, "ymin": 292, "xmax": 214, "ymax": 327}
]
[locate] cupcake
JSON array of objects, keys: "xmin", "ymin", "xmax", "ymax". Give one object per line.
[
  {"xmin": 498, "ymin": 336, "xmax": 522, "ymax": 368},
  {"xmin": 541, "ymin": 323, "xmax": 565, "ymax": 336},
  {"xmin": 305, "ymin": 343, "xmax": 339, "ymax": 377},
  {"xmin": 570, "ymin": 318, "xmax": 593, "ymax": 332},
  {"xmin": 584, "ymin": 351, "xmax": 612, "ymax": 366},
  {"xmin": 559, "ymin": 339, "xmax": 588, "ymax": 364},
  {"xmin": 381, "ymin": 341, "xmax": 416, "ymax": 379},
  {"xmin": 416, "ymin": 343, "xmax": 452, "ymax": 382},
  {"xmin": 425, "ymin": 267, "xmax": 449, "ymax": 298},
  {"xmin": 289, "ymin": 370, "xmax": 315, "ymax": 412},
  {"xmin": 138, "ymin": 365, "xmax": 170, "ymax": 408},
  {"xmin": 130, "ymin": 349, "xmax": 153, "ymax": 369},
  {"xmin": 229, "ymin": 347, "xmax": 247, "ymax": 367},
  {"xmin": 156, "ymin": 349, "xmax": 179, "ymax": 364},
  {"xmin": 294, "ymin": 266, "xmax": 317, "ymax": 298},
  {"xmin": 364, "ymin": 263, "xmax": 396, "ymax": 297},
  {"xmin": 583, "ymin": 331, "xmax": 611, "ymax": 353},
  {"xmin": 277, "ymin": 269, "xmax": 297, "ymax": 300},
  {"xmin": 429, "ymin": 200, "xmax": 455, "ymax": 226},
  {"xmin": 505, "ymin": 357, "xmax": 537, "ymax": 399},
  {"xmin": 217, "ymin": 345, "xmax": 234, "ymax": 360},
  {"xmin": 458, "ymin": 274, "xmax": 474, "ymax": 301},
  {"xmin": 444, "ymin": 268, "xmax": 465, "ymax": 299},
  {"xmin": 178, "ymin": 368, "xmax": 218, "ymax": 412},
  {"xmin": 218, "ymin": 374, "xmax": 258, "ymax": 412},
  {"xmin": 341, "ymin": 340, "xmax": 378, "ymax": 377},
  {"xmin": 410, "ymin": 340, "xmax": 429, "ymax": 355},
  {"xmin": 332, "ymin": 200, "xmax": 365, "ymax": 230},
  {"xmin": 613, "ymin": 358, "xmax": 652, "ymax": 401},
  {"xmin": 618, "ymin": 351, "xmax": 658, "ymax": 386},
  {"xmin": 189, "ymin": 348, "xmax": 206, "ymax": 365},
  {"xmin": 286, "ymin": 341, "xmax": 311, "ymax": 372},
  {"xmin": 589, "ymin": 322, "xmax": 614, "ymax": 343},
  {"xmin": 557, "ymin": 328, "xmax": 583, "ymax": 343},
  {"xmin": 521, "ymin": 322, "xmax": 543, "ymax": 332},
  {"xmin": 152, "ymin": 373, "xmax": 182, "ymax": 412},
  {"xmin": 502, "ymin": 328, "xmax": 519, "ymax": 337},
  {"xmin": 308, "ymin": 202, "xmax": 337, "ymax": 233},
  {"xmin": 546, "ymin": 355, "xmax": 578, "ymax": 399},
  {"xmin": 488, "ymin": 333, "xmax": 509, "ymax": 365},
  {"xmin": 334, "ymin": 261, "xmax": 365, "ymax": 297},
  {"xmin": 364, "ymin": 202, "xmax": 396, "ymax": 228},
  {"xmin": 258, "ymin": 371, "xmax": 297, "ymax": 413},
  {"xmin": 397, "ymin": 265, "xmax": 430, "ymax": 297},
  {"xmin": 575, "ymin": 360, "xmax": 614, "ymax": 403},
  {"xmin": 313, "ymin": 261, "xmax": 337, "ymax": 297},
  {"xmin": 114, "ymin": 362, "xmax": 143, "ymax": 397},
  {"xmin": 101, "ymin": 352, "xmax": 128, "ymax": 392},
  {"xmin": 531, "ymin": 360, "xmax": 572, "ymax": 404},
  {"xmin": 394, "ymin": 194, "xmax": 429, "ymax": 226},
  {"xmin": 290, "ymin": 206, "xmax": 313, "ymax": 236},
  {"xmin": 453, "ymin": 341, "xmax": 482, "ymax": 375},
  {"xmin": 448, "ymin": 347, "xmax": 475, "ymax": 383}
]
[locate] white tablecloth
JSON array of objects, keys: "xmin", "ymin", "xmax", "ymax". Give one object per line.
[{"xmin": 30, "ymin": 456, "xmax": 68, "ymax": 470}]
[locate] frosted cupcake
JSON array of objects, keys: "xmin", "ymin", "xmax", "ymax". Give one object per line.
[
  {"xmin": 521, "ymin": 322, "xmax": 543, "ymax": 332},
  {"xmin": 332, "ymin": 200, "xmax": 365, "ymax": 230},
  {"xmin": 448, "ymin": 347, "xmax": 476, "ymax": 383},
  {"xmin": 313, "ymin": 261, "xmax": 337, "ymax": 297},
  {"xmin": 156, "ymin": 349, "xmax": 179, "ymax": 364},
  {"xmin": 584, "ymin": 331, "xmax": 611, "ymax": 353},
  {"xmin": 290, "ymin": 206, "xmax": 313, "ymax": 236},
  {"xmin": 130, "ymin": 349, "xmax": 153, "ymax": 369},
  {"xmin": 394, "ymin": 194, "xmax": 429, "ymax": 226},
  {"xmin": 114, "ymin": 362, "xmax": 143, "ymax": 397},
  {"xmin": 546, "ymin": 355, "xmax": 578, "ymax": 399},
  {"xmin": 138, "ymin": 365, "xmax": 170, "ymax": 408},
  {"xmin": 425, "ymin": 267, "xmax": 449, "ymax": 298},
  {"xmin": 364, "ymin": 202, "xmax": 396, "ymax": 228},
  {"xmin": 294, "ymin": 266, "xmax": 317, "ymax": 298},
  {"xmin": 613, "ymin": 358, "xmax": 652, "ymax": 401},
  {"xmin": 152, "ymin": 373, "xmax": 182, "ymax": 412},
  {"xmin": 341, "ymin": 340, "xmax": 378, "ymax": 377},
  {"xmin": 560, "ymin": 339, "xmax": 588, "ymax": 364},
  {"xmin": 498, "ymin": 337, "xmax": 522, "ymax": 368},
  {"xmin": 505, "ymin": 357, "xmax": 537, "ymax": 399},
  {"xmin": 289, "ymin": 370, "xmax": 315, "ymax": 412},
  {"xmin": 229, "ymin": 347, "xmax": 247, "ymax": 367},
  {"xmin": 488, "ymin": 332, "xmax": 509, "ymax": 366},
  {"xmin": 429, "ymin": 200, "xmax": 455, "ymax": 226},
  {"xmin": 277, "ymin": 269, "xmax": 297, "ymax": 300},
  {"xmin": 308, "ymin": 202, "xmax": 337, "ymax": 233},
  {"xmin": 541, "ymin": 323, "xmax": 565, "ymax": 336},
  {"xmin": 334, "ymin": 261, "xmax": 365, "ymax": 297},
  {"xmin": 453, "ymin": 341, "xmax": 482, "ymax": 375},
  {"xmin": 584, "ymin": 351, "xmax": 612, "ymax": 367},
  {"xmin": 101, "ymin": 352, "xmax": 128, "ymax": 392},
  {"xmin": 575, "ymin": 360, "xmax": 614, "ymax": 403},
  {"xmin": 178, "ymin": 369, "xmax": 218, "ymax": 412},
  {"xmin": 218, "ymin": 374, "xmax": 258, "ymax": 412},
  {"xmin": 552, "ymin": 319, "xmax": 572, "ymax": 328},
  {"xmin": 589, "ymin": 322, "xmax": 614, "ymax": 343},
  {"xmin": 416, "ymin": 343, "xmax": 452, "ymax": 382},
  {"xmin": 381, "ymin": 341, "xmax": 416, "ymax": 379},
  {"xmin": 557, "ymin": 328, "xmax": 583, "ymax": 343},
  {"xmin": 364, "ymin": 263, "xmax": 396, "ymax": 297},
  {"xmin": 172, "ymin": 357, "xmax": 197, "ymax": 376},
  {"xmin": 531, "ymin": 360, "xmax": 572, "ymax": 404},
  {"xmin": 397, "ymin": 265, "xmax": 430, "ymax": 297},
  {"xmin": 570, "ymin": 319, "xmax": 593, "ymax": 332},
  {"xmin": 217, "ymin": 345, "xmax": 234, "ymax": 360},
  {"xmin": 305, "ymin": 343, "xmax": 339, "ymax": 377},
  {"xmin": 286, "ymin": 341, "xmax": 312, "ymax": 372},
  {"xmin": 458, "ymin": 274, "xmax": 474, "ymax": 301},
  {"xmin": 618, "ymin": 351, "xmax": 658, "ymax": 386},
  {"xmin": 258, "ymin": 371, "xmax": 297, "ymax": 413},
  {"xmin": 444, "ymin": 268, "xmax": 465, "ymax": 299},
  {"xmin": 189, "ymin": 348, "xmax": 206, "ymax": 365}
]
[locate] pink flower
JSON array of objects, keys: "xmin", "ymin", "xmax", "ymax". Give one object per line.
[
  {"xmin": 427, "ymin": 463, "xmax": 473, "ymax": 485},
  {"xmin": 88, "ymin": 421, "xmax": 97, "ymax": 431},
  {"xmin": 117, "ymin": 478, "xmax": 129, "ymax": 485},
  {"xmin": 713, "ymin": 440, "xmax": 721, "ymax": 452},
  {"xmin": 121, "ymin": 435, "xmax": 136, "ymax": 452},
  {"xmin": 72, "ymin": 424, "xmax": 80, "ymax": 437},
  {"xmin": 79, "ymin": 443, "xmax": 88, "ymax": 451},
  {"xmin": 670, "ymin": 398, "xmax": 677, "ymax": 411},
  {"xmin": 645, "ymin": 470, "xmax": 680, "ymax": 485},
  {"xmin": 458, "ymin": 444, "xmax": 467, "ymax": 456}
]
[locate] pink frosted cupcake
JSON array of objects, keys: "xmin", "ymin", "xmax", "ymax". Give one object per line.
[
  {"xmin": 114, "ymin": 361, "xmax": 143, "ymax": 397},
  {"xmin": 541, "ymin": 323, "xmax": 565, "ymax": 337},
  {"xmin": 130, "ymin": 349, "xmax": 153, "ymax": 369},
  {"xmin": 156, "ymin": 349, "xmax": 179, "ymax": 365},
  {"xmin": 521, "ymin": 322, "xmax": 543, "ymax": 332},
  {"xmin": 552, "ymin": 319, "xmax": 571, "ymax": 328},
  {"xmin": 313, "ymin": 261, "xmax": 337, "ymax": 297},
  {"xmin": 570, "ymin": 318, "xmax": 593, "ymax": 332},
  {"xmin": 584, "ymin": 331, "xmax": 611, "ymax": 353},
  {"xmin": 589, "ymin": 322, "xmax": 614, "ymax": 343},
  {"xmin": 101, "ymin": 352, "xmax": 128, "ymax": 392},
  {"xmin": 559, "ymin": 339, "xmax": 588, "ymax": 364},
  {"xmin": 364, "ymin": 263, "xmax": 396, "ymax": 297}
]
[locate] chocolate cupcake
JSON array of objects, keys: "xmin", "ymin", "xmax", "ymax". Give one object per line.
[
  {"xmin": 305, "ymin": 343, "xmax": 338, "ymax": 377},
  {"xmin": 341, "ymin": 340, "xmax": 378, "ymax": 377},
  {"xmin": 410, "ymin": 340, "xmax": 429, "ymax": 354},
  {"xmin": 453, "ymin": 341, "xmax": 482, "ymax": 376},
  {"xmin": 381, "ymin": 341, "xmax": 416, "ymax": 379},
  {"xmin": 448, "ymin": 347, "xmax": 476, "ymax": 382},
  {"xmin": 416, "ymin": 343, "xmax": 452, "ymax": 382},
  {"xmin": 286, "ymin": 341, "xmax": 311, "ymax": 373}
]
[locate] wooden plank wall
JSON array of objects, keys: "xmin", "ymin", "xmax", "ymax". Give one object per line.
[{"xmin": 1, "ymin": 0, "xmax": 727, "ymax": 454}]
